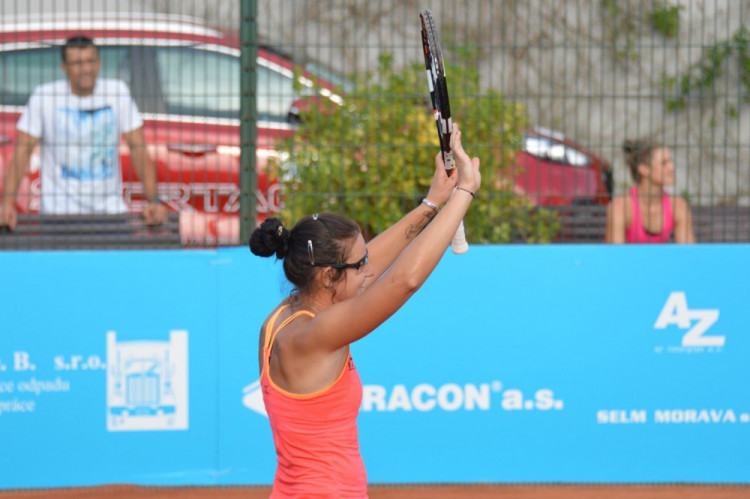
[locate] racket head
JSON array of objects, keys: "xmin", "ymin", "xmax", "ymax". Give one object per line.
[{"xmin": 420, "ymin": 9, "xmax": 454, "ymax": 172}]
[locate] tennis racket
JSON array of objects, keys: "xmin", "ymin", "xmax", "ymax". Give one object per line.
[{"xmin": 419, "ymin": 9, "xmax": 468, "ymax": 254}]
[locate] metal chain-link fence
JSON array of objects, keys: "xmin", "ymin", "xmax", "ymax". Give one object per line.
[{"xmin": 1, "ymin": 0, "xmax": 748, "ymax": 248}]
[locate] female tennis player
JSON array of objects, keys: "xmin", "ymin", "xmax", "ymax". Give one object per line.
[
  {"xmin": 605, "ymin": 139, "xmax": 695, "ymax": 244},
  {"xmin": 248, "ymin": 124, "xmax": 480, "ymax": 497}
]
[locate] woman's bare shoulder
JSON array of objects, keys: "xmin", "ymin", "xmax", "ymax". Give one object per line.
[
  {"xmin": 670, "ymin": 195, "xmax": 693, "ymax": 222},
  {"xmin": 671, "ymin": 194, "xmax": 690, "ymax": 208},
  {"xmin": 608, "ymin": 193, "xmax": 629, "ymax": 213}
]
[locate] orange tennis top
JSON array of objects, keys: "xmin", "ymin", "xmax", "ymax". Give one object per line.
[{"xmin": 261, "ymin": 305, "xmax": 368, "ymax": 498}]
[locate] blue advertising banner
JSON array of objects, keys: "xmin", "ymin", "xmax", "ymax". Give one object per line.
[{"xmin": 0, "ymin": 245, "xmax": 748, "ymax": 488}]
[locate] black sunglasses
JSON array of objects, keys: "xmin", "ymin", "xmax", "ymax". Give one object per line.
[{"xmin": 313, "ymin": 249, "xmax": 368, "ymax": 271}]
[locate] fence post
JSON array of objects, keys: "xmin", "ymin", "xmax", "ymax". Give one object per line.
[{"xmin": 240, "ymin": 0, "xmax": 258, "ymax": 244}]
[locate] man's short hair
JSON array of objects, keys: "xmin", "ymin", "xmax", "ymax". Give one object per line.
[{"xmin": 61, "ymin": 35, "xmax": 98, "ymax": 62}]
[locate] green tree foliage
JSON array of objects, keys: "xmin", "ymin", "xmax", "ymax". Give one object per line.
[
  {"xmin": 271, "ymin": 52, "xmax": 560, "ymax": 243},
  {"xmin": 650, "ymin": 1, "xmax": 683, "ymax": 39}
]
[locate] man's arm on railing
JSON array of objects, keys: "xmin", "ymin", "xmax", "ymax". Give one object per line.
[{"xmin": 124, "ymin": 126, "xmax": 167, "ymax": 225}]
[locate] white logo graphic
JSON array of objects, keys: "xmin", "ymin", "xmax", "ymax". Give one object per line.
[
  {"xmin": 654, "ymin": 292, "xmax": 724, "ymax": 347},
  {"xmin": 106, "ymin": 330, "xmax": 189, "ymax": 431},
  {"xmin": 242, "ymin": 380, "xmax": 268, "ymax": 416}
]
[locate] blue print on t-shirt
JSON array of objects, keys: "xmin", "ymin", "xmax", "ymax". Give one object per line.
[{"xmin": 56, "ymin": 106, "xmax": 117, "ymax": 180}]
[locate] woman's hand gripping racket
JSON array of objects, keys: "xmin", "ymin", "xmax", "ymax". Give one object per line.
[{"xmin": 420, "ymin": 9, "xmax": 468, "ymax": 254}]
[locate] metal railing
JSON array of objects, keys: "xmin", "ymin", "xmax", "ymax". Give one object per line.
[{"xmin": 0, "ymin": 213, "xmax": 181, "ymax": 250}]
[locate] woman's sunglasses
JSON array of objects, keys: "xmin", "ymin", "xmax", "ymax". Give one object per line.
[{"xmin": 313, "ymin": 249, "xmax": 368, "ymax": 271}]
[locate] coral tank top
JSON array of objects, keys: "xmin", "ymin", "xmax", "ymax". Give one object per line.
[{"xmin": 261, "ymin": 305, "xmax": 368, "ymax": 498}]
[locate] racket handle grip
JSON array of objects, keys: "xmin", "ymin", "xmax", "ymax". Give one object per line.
[
  {"xmin": 451, "ymin": 219, "xmax": 468, "ymax": 254},
  {"xmin": 443, "ymin": 153, "xmax": 455, "ymax": 171}
]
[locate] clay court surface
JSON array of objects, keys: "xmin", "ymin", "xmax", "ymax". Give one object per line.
[{"xmin": 1, "ymin": 484, "xmax": 749, "ymax": 498}]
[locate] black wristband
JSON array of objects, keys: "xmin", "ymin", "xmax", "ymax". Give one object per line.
[{"xmin": 455, "ymin": 186, "xmax": 475, "ymax": 198}]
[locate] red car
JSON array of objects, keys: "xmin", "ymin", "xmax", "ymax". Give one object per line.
[
  {"xmin": 0, "ymin": 13, "xmax": 344, "ymax": 246},
  {"xmin": 514, "ymin": 127, "xmax": 612, "ymax": 206}
]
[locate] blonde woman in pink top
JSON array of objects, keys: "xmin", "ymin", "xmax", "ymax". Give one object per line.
[
  {"xmin": 605, "ymin": 139, "xmax": 695, "ymax": 244},
  {"xmin": 249, "ymin": 124, "xmax": 481, "ymax": 497}
]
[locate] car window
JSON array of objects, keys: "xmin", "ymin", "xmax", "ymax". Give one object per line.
[
  {"xmin": 155, "ymin": 46, "xmax": 240, "ymax": 119},
  {"xmin": 0, "ymin": 48, "xmax": 60, "ymax": 105},
  {"xmin": 303, "ymin": 61, "xmax": 353, "ymax": 93},
  {"xmin": 0, "ymin": 46, "xmax": 131, "ymax": 106},
  {"xmin": 155, "ymin": 46, "xmax": 308, "ymax": 122},
  {"xmin": 566, "ymin": 148, "xmax": 590, "ymax": 167},
  {"xmin": 257, "ymin": 65, "xmax": 297, "ymax": 121},
  {"xmin": 98, "ymin": 47, "xmax": 132, "ymax": 83},
  {"xmin": 523, "ymin": 135, "xmax": 553, "ymax": 159},
  {"xmin": 523, "ymin": 134, "xmax": 590, "ymax": 167}
]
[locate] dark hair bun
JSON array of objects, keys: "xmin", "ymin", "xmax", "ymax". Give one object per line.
[
  {"xmin": 249, "ymin": 217, "xmax": 290, "ymax": 258},
  {"xmin": 622, "ymin": 139, "xmax": 638, "ymax": 154}
]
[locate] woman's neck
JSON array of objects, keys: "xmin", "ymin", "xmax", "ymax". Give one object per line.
[
  {"xmin": 636, "ymin": 181, "xmax": 663, "ymax": 202},
  {"xmin": 291, "ymin": 293, "xmax": 328, "ymax": 314}
]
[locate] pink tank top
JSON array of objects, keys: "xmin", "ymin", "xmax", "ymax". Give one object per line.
[
  {"xmin": 626, "ymin": 186, "xmax": 673, "ymax": 243},
  {"xmin": 261, "ymin": 305, "xmax": 368, "ymax": 498}
]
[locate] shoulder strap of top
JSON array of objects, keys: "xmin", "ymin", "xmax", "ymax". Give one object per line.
[
  {"xmin": 263, "ymin": 305, "xmax": 289, "ymax": 351},
  {"xmin": 265, "ymin": 308, "xmax": 316, "ymax": 352},
  {"xmin": 625, "ymin": 186, "xmax": 641, "ymax": 242},
  {"xmin": 273, "ymin": 310, "xmax": 316, "ymax": 341},
  {"xmin": 662, "ymin": 190, "xmax": 674, "ymax": 237},
  {"xmin": 629, "ymin": 186, "xmax": 641, "ymax": 224},
  {"xmin": 262, "ymin": 308, "xmax": 316, "ymax": 375}
]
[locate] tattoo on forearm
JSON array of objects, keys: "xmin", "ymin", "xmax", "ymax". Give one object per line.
[{"xmin": 405, "ymin": 209, "xmax": 436, "ymax": 239}]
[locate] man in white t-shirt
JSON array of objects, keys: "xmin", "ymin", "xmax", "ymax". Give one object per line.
[{"xmin": 0, "ymin": 35, "xmax": 167, "ymax": 229}]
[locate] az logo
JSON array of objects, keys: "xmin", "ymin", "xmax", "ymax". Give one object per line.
[{"xmin": 654, "ymin": 292, "xmax": 725, "ymax": 347}]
